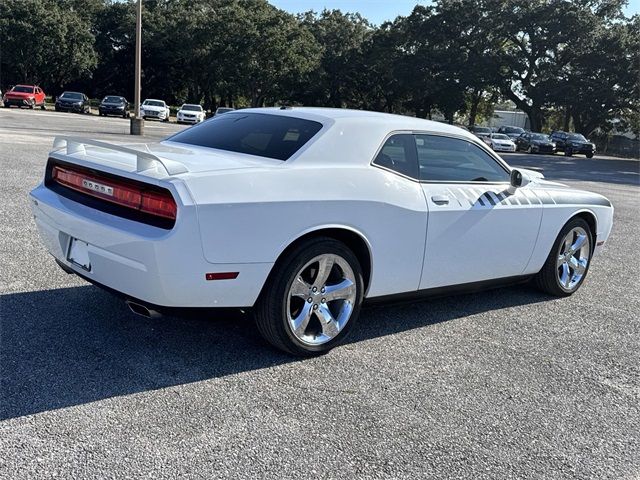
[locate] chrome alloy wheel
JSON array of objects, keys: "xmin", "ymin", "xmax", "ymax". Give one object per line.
[
  {"xmin": 286, "ymin": 254, "xmax": 357, "ymax": 346},
  {"xmin": 556, "ymin": 226, "xmax": 590, "ymax": 291}
]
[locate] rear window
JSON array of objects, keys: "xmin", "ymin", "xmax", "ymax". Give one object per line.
[{"xmin": 168, "ymin": 112, "xmax": 323, "ymax": 161}]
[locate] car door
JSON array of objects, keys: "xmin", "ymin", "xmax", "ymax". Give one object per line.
[{"xmin": 416, "ymin": 134, "xmax": 543, "ymax": 290}]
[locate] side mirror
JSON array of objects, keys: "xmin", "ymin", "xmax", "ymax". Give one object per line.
[{"xmin": 508, "ymin": 169, "xmax": 531, "ymax": 193}]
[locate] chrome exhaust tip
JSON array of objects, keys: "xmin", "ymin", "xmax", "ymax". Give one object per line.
[{"xmin": 126, "ymin": 300, "xmax": 162, "ymax": 319}]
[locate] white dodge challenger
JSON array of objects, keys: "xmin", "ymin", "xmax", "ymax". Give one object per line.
[{"xmin": 30, "ymin": 108, "xmax": 614, "ymax": 355}]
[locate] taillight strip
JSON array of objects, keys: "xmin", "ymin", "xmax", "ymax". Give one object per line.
[{"xmin": 51, "ymin": 165, "xmax": 177, "ymax": 220}]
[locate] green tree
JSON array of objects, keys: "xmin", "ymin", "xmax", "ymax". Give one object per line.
[
  {"xmin": 0, "ymin": 0, "xmax": 98, "ymax": 94},
  {"xmin": 298, "ymin": 10, "xmax": 371, "ymax": 108}
]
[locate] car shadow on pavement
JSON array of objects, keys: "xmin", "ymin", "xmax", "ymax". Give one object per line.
[
  {"xmin": 503, "ymin": 154, "xmax": 640, "ymax": 186},
  {"xmin": 0, "ymin": 283, "xmax": 549, "ymax": 421}
]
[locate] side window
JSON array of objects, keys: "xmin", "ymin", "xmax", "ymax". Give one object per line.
[
  {"xmin": 373, "ymin": 134, "xmax": 418, "ymax": 179},
  {"xmin": 416, "ymin": 135, "xmax": 510, "ymax": 183}
]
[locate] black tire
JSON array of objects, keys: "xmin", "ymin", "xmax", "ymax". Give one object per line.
[
  {"xmin": 586, "ymin": 152, "xmax": 594, "ymax": 159},
  {"xmin": 534, "ymin": 217, "xmax": 593, "ymax": 297},
  {"xmin": 527, "ymin": 145, "xmax": 533, "ymax": 154},
  {"xmin": 565, "ymin": 148, "xmax": 573, "ymax": 157},
  {"xmin": 254, "ymin": 237, "xmax": 364, "ymax": 356},
  {"xmin": 164, "ymin": 113, "xmax": 170, "ymax": 122},
  {"xmin": 40, "ymin": 103, "xmax": 46, "ymax": 110}
]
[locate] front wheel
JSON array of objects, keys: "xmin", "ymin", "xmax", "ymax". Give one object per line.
[
  {"xmin": 527, "ymin": 145, "xmax": 533, "ymax": 154},
  {"xmin": 254, "ymin": 238, "xmax": 364, "ymax": 356},
  {"xmin": 534, "ymin": 217, "xmax": 593, "ymax": 296},
  {"xmin": 565, "ymin": 148, "xmax": 573, "ymax": 157},
  {"xmin": 30, "ymin": 100, "xmax": 36, "ymax": 109},
  {"xmin": 586, "ymin": 152, "xmax": 594, "ymax": 158}
]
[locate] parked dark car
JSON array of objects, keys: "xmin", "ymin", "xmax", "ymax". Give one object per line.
[
  {"xmin": 497, "ymin": 125, "xmax": 526, "ymax": 139},
  {"xmin": 550, "ymin": 131, "xmax": 595, "ymax": 158},
  {"xmin": 99, "ymin": 96, "xmax": 129, "ymax": 118},
  {"xmin": 515, "ymin": 132, "xmax": 556, "ymax": 154},
  {"xmin": 470, "ymin": 125, "xmax": 492, "ymax": 139},
  {"xmin": 55, "ymin": 92, "xmax": 91, "ymax": 113}
]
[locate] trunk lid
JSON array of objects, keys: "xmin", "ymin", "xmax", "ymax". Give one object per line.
[{"xmin": 50, "ymin": 137, "xmax": 279, "ymax": 180}]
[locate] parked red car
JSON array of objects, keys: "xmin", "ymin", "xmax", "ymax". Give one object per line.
[{"xmin": 3, "ymin": 85, "xmax": 46, "ymax": 109}]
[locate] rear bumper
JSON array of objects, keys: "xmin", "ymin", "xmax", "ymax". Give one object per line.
[{"xmin": 29, "ymin": 183, "xmax": 272, "ymax": 308}]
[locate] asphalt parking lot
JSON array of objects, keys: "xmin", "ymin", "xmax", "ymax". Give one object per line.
[{"xmin": 1, "ymin": 108, "xmax": 639, "ymax": 479}]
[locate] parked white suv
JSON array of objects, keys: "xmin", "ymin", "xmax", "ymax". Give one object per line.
[
  {"xmin": 176, "ymin": 104, "xmax": 205, "ymax": 124},
  {"xmin": 141, "ymin": 99, "xmax": 170, "ymax": 122}
]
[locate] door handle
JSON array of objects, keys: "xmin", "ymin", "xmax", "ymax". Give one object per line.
[{"xmin": 431, "ymin": 195, "xmax": 450, "ymax": 205}]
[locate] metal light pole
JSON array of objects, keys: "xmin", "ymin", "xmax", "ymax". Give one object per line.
[{"xmin": 130, "ymin": 0, "xmax": 144, "ymax": 135}]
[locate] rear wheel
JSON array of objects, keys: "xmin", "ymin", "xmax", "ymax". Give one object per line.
[
  {"xmin": 527, "ymin": 145, "xmax": 533, "ymax": 154},
  {"xmin": 565, "ymin": 148, "xmax": 573, "ymax": 157},
  {"xmin": 534, "ymin": 217, "xmax": 593, "ymax": 296},
  {"xmin": 255, "ymin": 238, "xmax": 363, "ymax": 356}
]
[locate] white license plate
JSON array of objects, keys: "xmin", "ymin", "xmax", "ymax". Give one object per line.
[{"xmin": 67, "ymin": 238, "xmax": 91, "ymax": 271}]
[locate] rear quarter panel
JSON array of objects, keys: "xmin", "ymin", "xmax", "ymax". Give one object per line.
[{"xmin": 186, "ymin": 165, "xmax": 428, "ymax": 297}]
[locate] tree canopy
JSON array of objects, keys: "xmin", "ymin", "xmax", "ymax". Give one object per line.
[{"xmin": 0, "ymin": 0, "xmax": 637, "ymax": 135}]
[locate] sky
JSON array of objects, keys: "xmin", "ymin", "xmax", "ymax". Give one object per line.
[{"xmin": 269, "ymin": 0, "xmax": 640, "ymax": 24}]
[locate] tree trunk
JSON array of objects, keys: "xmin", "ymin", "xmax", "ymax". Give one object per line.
[
  {"xmin": 468, "ymin": 89, "xmax": 482, "ymax": 126},
  {"xmin": 502, "ymin": 88, "xmax": 542, "ymax": 132},
  {"xmin": 563, "ymin": 106, "xmax": 571, "ymax": 131}
]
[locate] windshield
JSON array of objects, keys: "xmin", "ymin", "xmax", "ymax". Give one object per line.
[
  {"xmin": 492, "ymin": 134, "xmax": 510, "ymax": 140},
  {"xmin": 181, "ymin": 104, "xmax": 202, "ymax": 111},
  {"xmin": 103, "ymin": 96, "xmax": 124, "ymax": 103},
  {"xmin": 531, "ymin": 133, "xmax": 550, "ymax": 141},
  {"xmin": 503, "ymin": 127, "xmax": 524, "ymax": 134},
  {"xmin": 568, "ymin": 133, "xmax": 588, "ymax": 142},
  {"xmin": 168, "ymin": 112, "xmax": 323, "ymax": 161},
  {"xmin": 472, "ymin": 127, "xmax": 491, "ymax": 133},
  {"xmin": 60, "ymin": 92, "xmax": 82, "ymax": 100},
  {"xmin": 143, "ymin": 100, "xmax": 165, "ymax": 107},
  {"xmin": 12, "ymin": 85, "xmax": 35, "ymax": 93}
]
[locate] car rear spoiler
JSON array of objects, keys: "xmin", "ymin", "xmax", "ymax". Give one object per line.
[{"xmin": 52, "ymin": 136, "xmax": 189, "ymax": 176}]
